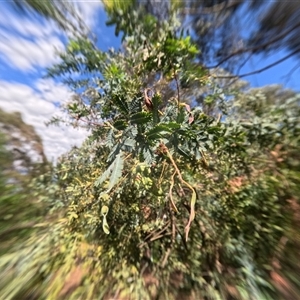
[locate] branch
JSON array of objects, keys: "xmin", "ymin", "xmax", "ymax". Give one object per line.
[
  {"xmin": 212, "ymin": 48, "xmax": 300, "ymax": 79},
  {"xmin": 208, "ymin": 21, "xmax": 300, "ymax": 69},
  {"xmin": 179, "ymin": 0, "xmax": 242, "ymax": 15},
  {"xmin": 161, "ymin": 201, "xmax": 176, "ymax": 268},
  {"xmin": 282, "ymin": 61, "xmax": 300, "ymax": 83},
  {"xmin": 173, "ymin": 72, "xmax": 180, "ymax": 111}
]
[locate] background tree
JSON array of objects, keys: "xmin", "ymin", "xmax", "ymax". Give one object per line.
[
  {"xmin": 11, "ymin": 0, "xmax": 300, "ymax": 78},
  {"xmin": 0, "ymin": 131, "xmax": 47, "ymax": 256},
  {"xmin": 0, "ymin": 108, "xmax": 48, "ymax": 184},
  {"xmin": 117, "ymin": 0, "xmax": 300, "ymax": 80}
]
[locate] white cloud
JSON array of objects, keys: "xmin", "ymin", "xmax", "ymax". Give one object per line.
[
  {"xmin": 0, "ymin": 4, "xmax": 66, "ymax": 72},
  {"xmin": 34, "ymin": 80, "xmax": 71, "ymax": 104},
  {"xmin": 75, "ymin": 1, "xmax": 103, "ymax": 29},
  {"xmin": 0, "ymin": 79, "xmax": 88, "ymax": 162},
  {"xmin": 0, "ymin": 10, "xmax": 61, "ymax": 39},
  {"xmin": 0, "ymin": 29, "xmax": 64, "ymax": 72},
  {"xmin": 0, "ymin": 2, "xmax": 103, "ymax": 73}
]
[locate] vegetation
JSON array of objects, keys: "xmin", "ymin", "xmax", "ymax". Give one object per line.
[
  {"xmin": 0, "ymin": 133, "xmax": 46, "ymax": 256},
  {"xmin": 11, "ymin": 0, "xmax": 300, "ymax": 78},
  {"xmin": 0, "ymin": 110, "xmax": 49, "ymax": 257},
  {"xmin": 137, "ymin": 0, "xmax": 300, "ymax": 79},
  {"xmin": 0, "ymin": 108, "xmax": 47, "ymax": 185},
  {"xmin": 0, "ymin": 2, "xmax": 300, "ymax": 300}
]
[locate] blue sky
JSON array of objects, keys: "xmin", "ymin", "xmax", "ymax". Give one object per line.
[{"xmin": 0, "ymin": 2, "xmax": 298, "ymax": 161}]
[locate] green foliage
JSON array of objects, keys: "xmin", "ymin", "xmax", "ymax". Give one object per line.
[{"xmin": 1, "ymin": 4, "xmax": 300, "ymax": 300}]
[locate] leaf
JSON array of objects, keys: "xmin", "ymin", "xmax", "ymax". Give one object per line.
[
  {"xmin": 146, "ymin": 123, "xmax": 179, "ymax": 140},
  {"xmin": 130, "ymin": 112, "xmax": 152, "ymax": 124},
  {"xmin": 100, "ymin": 193, "xmax": 110, "ymax": 201},
  {"xmin": 113, "ymin": 119, "xmax": 128, "ymax": 130},
  {"xmin": 108, "ymin": 152, "xmax": 124, "ymax": 190},
  {"xmin": 163, "ymin": 122, "xmax": 181, "ymax": 129},
  {"xmin": 143, "ymin": 148, "xmax": 154, "ymax": 165},
  {"xmin": 177, "ymin": 146, "xmax": 191, "ymax": 159},
  {"xmin": 106, "ymin": 128, "xmax": 114, "ymax": 148},
  {"xmin": 123, "ymin": 138, "xmax": 135, "ymax": 148},
  {"xmin": 113, "ymin": 94, "xmax": 129, "ymax": 114},
  {"xmin": 95, "ymin": 152, "xmax": 124, "ymax": 191},
  {"xmin": 95, "ymin": 167, "xmax": 111, "ymax": 187},
  {"xmin": 68, "ymin": 212, "xmax": 78, "ymax": 220}
]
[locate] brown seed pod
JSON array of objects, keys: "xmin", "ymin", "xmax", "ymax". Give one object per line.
[{"xmin": 144, "ymin": 88, "xmax": 154, "ymax": 111}]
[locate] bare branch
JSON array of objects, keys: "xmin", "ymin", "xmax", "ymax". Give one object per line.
[
  {"xmin": 212, "ymin": 48, "xmax": 300, "ymax": 79},
  {"xmin": 179, "ymin": 0, "xmax": 242, "ymax": 15},
  {"xmin": 208, "ymin": 21, "xmax": 300, "ymax": 69}
]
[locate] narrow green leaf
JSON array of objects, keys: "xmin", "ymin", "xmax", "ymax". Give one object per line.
[
  {"xmin": 123, "ymin": 138, "xmax": 135, "ymax": 148},
  {"xmin": 94, "ymin": 152, "xmax": 124, "ymax": 190},
  {"xmin": 113, "ymin": 119, "xmax": 128, "ymax": 130},
  {"xmin": 95, "ymin": 166, "xmax": 111, "ymax": 187},
  {"xmin": 146, "ymin": 123, "xmax": 180, "ymax": 140}
]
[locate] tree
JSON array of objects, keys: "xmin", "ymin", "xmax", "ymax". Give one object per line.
[
  {"xmin": 11, "ymin": 0, "xmax": 300, "ymax": 78},
  {"xmin": 127, "ymin": 0, "xmax": 300, "ymax": 79},
  {"xmin": 0, "ymin": 110, "xmax": 50, "ymax": 256},
  {"xmin": 0, "ymin": 132, "xmax": 47, "ymax": 256},
  {"xmin": 0, "ymin": 4, "xmax": 299, "ymax": 300},
  {"xmin": 0, "ymin": 108, "xmax": 48, "ymax": 184}
]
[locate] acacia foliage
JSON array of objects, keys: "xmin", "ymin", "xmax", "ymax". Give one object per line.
[{"xmin": 1, "ymin": 5, "xmax": 300, "ymax": 300}]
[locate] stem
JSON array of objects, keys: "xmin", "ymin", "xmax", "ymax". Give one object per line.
[
  {"xmin": 173, "ymin": 71, "xmax": 180, "ymax": 112},
  {"xmin": 213, "ymin": 47, "xmax": 300, "ymax": 79}
]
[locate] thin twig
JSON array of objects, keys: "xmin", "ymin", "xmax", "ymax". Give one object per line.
[
  {"xmin": 139, "ymin": 222, "xmax": 171, "ymax": 248},
  {"xmin": 208, "ymin": 22, "xmax": 300, "ymax": 69},
  {"xmin": 282, "ymin": 62, "xmax": 300, "ymax": 84},
  {"xmin": 161, "ymin": 202, "xmax": 176, "ymax": 267},
  {"xmin": 161, "ymin": 248, "xmax": 171, "ymax": 268},
  {"xmin": 179, "ymin": 0, "xmax": 242, "ymax": 15},
  {"xmin": 213, "ymin": 47, "xmax": 300, "ymax": 79},
  {"xmin": 149, "ymin": 233, "xmax": 171, "ymax": 242}
]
